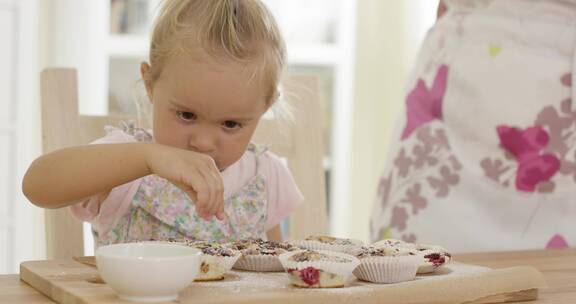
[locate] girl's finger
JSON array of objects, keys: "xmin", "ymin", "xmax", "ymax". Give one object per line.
[
  {"xmin": 211, "ymin": 171, "xmax": 225, "ymax": 220},
  {"xmin": 199, "ymin": 167, "xmax": 222, "ymax": 220},
  {"xmin": 214, "ymin": 172, "xmax": 225, "ymax": 220},
  {"xmin": 198, "ymin": 157, "xmax": 223, "ymax": 220},
  {"xmin": 216, "ymin": 202, "xmax": 226, "ymax": 220},
  {"xmin": 187, "ymin": 170, "xmax": 211, "ymax": 220}
]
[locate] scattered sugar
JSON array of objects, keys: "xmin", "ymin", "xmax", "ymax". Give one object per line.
[
  {"xmin": 192, "ymin": 271, "xmax": 289, "ymax": 293},
  {"xmin": 186, "ymin": 262, "xmax": 490, "ymax": 296}
]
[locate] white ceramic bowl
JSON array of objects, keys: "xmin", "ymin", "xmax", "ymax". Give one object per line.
[{"xmin": 96, "ymin": 242, "xmax": 201, "ymax": 302}]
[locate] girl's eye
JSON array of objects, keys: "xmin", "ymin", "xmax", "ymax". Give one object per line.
[
  {"xmin": 177, "ymin": 111, "xmax": 196, "ymax": 122},
  {"xmin": 223, "ymin": 120, "xmax": 242, "ymax": 130}
]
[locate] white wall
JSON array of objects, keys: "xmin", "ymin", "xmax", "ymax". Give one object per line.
[
  {"xmin": 39, "ymin": 0, "xmax": 108, "ymax": 115},
  {"xmin": 0, "ymin": 0, "xmax": 111, "ymax": 273},
  {"xmin": 0, "ymin": 0, "xmax": 44, "ymax": 274}
]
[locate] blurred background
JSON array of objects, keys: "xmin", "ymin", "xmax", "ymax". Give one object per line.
[{"xmin": 0, "ymin": 0, "xmax": 436, "ymax": 273}]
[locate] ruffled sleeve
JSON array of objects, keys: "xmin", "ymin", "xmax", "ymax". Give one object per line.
[
  {"xmin": 69, "ymin": 122, "xmax": 151, "ymax": 236},
  {"xmin": 259, "ymin": 151, "xmax": 304, "ymax": 230}
]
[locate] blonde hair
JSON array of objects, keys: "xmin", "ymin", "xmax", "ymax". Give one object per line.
[{"xmin": 147, "ymin": 0, "xmax": 286, "ymax": 106}]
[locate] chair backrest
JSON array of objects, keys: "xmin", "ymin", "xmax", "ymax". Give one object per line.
[
  {"xmin": 40, "ymin": 68, "xmax": 327, "ymax": 259},
  {"xmin": 252, "ymin": 76, "xmax": 328, "ymax": 240}
]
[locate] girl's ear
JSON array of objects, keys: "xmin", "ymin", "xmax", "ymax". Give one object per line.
[{"xmin": 140, "ymin": 62, "xmax": 154, "ymax": 103}]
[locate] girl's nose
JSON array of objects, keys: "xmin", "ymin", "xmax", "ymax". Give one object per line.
[{"xmin": 188, "ymin": 128, "xmax": 217, "ymax": 154}]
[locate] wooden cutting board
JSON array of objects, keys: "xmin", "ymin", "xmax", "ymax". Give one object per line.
[{"xmin": 20, "ymin": 258, "xmax": 546, "ymax": 304}]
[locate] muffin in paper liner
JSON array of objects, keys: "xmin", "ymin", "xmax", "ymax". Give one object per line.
[
  {"xmin": 412, "ymin": 245, "xmax": 452, "ymax": 274},
  {"xmin": 166, "ymin": 239, "xmax": 241, "ymax": 281},
  {"xmin": 232, "ymin": 239, "xmax": 300, "ymax": 272},
  {"xmin": 290, "ymin": 235, "xmax": 364, "ymax": 254},
  {"xmin": 372, "ymin": 238, "xmax": 409, "ymax": 248},
  {"xmin": 279, "ymin": 250, "xmax": 360, "ymax": 288},
  {"xmin": 196, "ymin": 253, "xmax": 241, "ymax": 281},
  {"xmin": 352, "ymin": 246, "xmax": 420, "ymax": 284},
  {"xmin": 371, "ymin": 239, "xmax": 452, "ymax": 274},
  {"xmin": 234, "ymin": 254, "xmax": 285, "ymax": 272}
]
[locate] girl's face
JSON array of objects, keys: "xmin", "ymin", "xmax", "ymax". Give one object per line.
[{"xmin": 142, "ymin": 54, "xmax": 268, "ymax": 170}]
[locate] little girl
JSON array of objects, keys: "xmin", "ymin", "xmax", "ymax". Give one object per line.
[
  {"xmin": 371, "ymin": 0, "xmax": 576, "ymax": 252},
  {"xmin": 23, "ymin": 0, "xmax": 303, "ymax": 246}
]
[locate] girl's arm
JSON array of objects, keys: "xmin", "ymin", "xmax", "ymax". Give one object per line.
[
  {"xmin": 23, "ymin": 143, "xmax": 151, "ymax": 209},
  {"xmin": 22, "ymin": 143, "xmax": 225, "ymax": 220}
]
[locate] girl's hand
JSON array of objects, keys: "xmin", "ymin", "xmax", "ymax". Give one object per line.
[{"xmin": 145, "ymin": 143, "xmax": 225, "ymax": 221}]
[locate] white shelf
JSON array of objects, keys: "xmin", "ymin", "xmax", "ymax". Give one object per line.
[
  {"xmin": 323, "ymin": 156, "xmax": 332, "ymax": 171},
  {"xmin": 108, "ymin": 34, "xmax": 340, "ymax": 66},
  {"xmin": 287, "ymin": 44, "xmax": 340, "ymax": 66},
  {"xmin": 0, "ymin": 217, "xmax": 13, "ymax": 228},
  {"xmin": 108, "ymin": 34, "xmax": 148, "ymax": 59},
  {"xmin": 0, "ymin": 126, "xmax": 15, "ymax": 135}
]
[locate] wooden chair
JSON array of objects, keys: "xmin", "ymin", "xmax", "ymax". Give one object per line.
[{"xmin": 40, "ymin": 68, "xmax": 328, "ymax": 259}]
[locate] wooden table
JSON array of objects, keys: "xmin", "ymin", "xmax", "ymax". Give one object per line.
[
  {"xmin": 1, "ymin": 248, "xmax": 575, "ymax": 303},
  {"xmin": 456, "ymin": 248, "xmax": 576, "ymax": 303}
]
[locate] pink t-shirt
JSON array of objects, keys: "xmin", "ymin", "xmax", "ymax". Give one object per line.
[{"xmin": 71, "ymin": 128, "xmax": 304, "ymax": 237}]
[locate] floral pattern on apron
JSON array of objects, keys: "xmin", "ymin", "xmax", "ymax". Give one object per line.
[
  {"xmin": 94, "ymin": 122, "xmax": 268, "ymax": 247},
  {"xmin": 371, "ymin": 0, "xmax": 576, "ymax": 251}
]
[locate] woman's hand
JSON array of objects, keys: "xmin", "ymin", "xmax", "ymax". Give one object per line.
[
  {"xmin": 437, "ymin": 0, "xmax": 447, "ymax": 20},
  {"xmin": 145, "ymin": 143, "xmax": 225, "ymax": 221}
]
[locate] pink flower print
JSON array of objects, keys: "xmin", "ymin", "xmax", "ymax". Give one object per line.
[
  {"xmin": 561, "ymin": 73, "xmax": 572, "ymax": 87},
  {"xmin": 427, "ymin": 165, "xmax": 459, "ymax": 197},
  {"xmin": 535, "ymin": 106, "xmax": 573, "ymax": 155},
  {"xmin": 401, "ymin": 183, "xmax": 427, "ymax": 215},
  {"xmin": 390, "ymin": 206, "xmax": 408, "ymax": 231},
  {"xmin": 378, "ymin": 174, "xmax": 393, "ymax": 209},
  {"xmin": 415, "ymin": 127, "xmax": 449, "ymax": 150},
  {"xmin": 560, "ymin": 98, "xmax": 576, "ymax": 120},
  {"xmin": 416, "ymin": 127, "xmax": 443, "ymax": 150},
  {"xmin": 412, "ymin": 144, "xmax": 438, "ymax": 168},
  {"xmin": 448, "ymin": 155, "xmax": 462, "ymax": 171},
  {"xmin": 401, "ymin": 65, "xmax": 449, "ymax": 140},
  {"xmin": 559, "ymin": 151, "xmax": 576, "ymax": 183},
  {"xmin": 480, "ymin": 158, "xmax": 511, "ymax": 184},
  {"xmin": 394, "ymin": 148, "xmax": 413, "ymax": 177},
  {"xmin": 546, "ymin": 234, "xmax": 569, "ymax": 249},
  {"xmin": 536, "ymin": 181, "xmax": 555, "ymax": 193},
  {"xmin": 402, "ymin": 233, "xmax": 417, "ymax": 243},
  {"xmin": 497, "ymin": 125, "xmax": 561, "ymax": 192}
]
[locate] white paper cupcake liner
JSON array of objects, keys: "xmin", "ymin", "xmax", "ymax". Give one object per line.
[
  {"xmin": 353, "ymin": 255, "xmax": 420, "ymax": 284},
  {"xmin": 195, "ymin": 252, "xmax": 241, "ymax": 281},
  {"xmin": 414, "ymin": 247, "xmax": 452, "ymax": 274},
  {"xmin": 279, "ymin": 250, "xmax": 360, "ymax": 280},
  {"xmin": 233, "ymin": 254, "xmax": 284, "ymax": 272},
  {"xmin": 370, "ymin": 240, "xmax": 451, "ymax": 274},
  {"xmin": 372, "ymin": 239, "xmax": 409, "ymax": 248},
  {"xmin": 290, "ymin": 239, "xmax": 364, "ymax": 254}
]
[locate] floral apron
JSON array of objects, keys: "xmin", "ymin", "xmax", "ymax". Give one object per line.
[
  {"xmin": 95, "ymin": 124, "xmax": 268, "ymax": 247},
  {"xmin": 371, "ymin": 0, "xmax": 576, "ymax": 252}
]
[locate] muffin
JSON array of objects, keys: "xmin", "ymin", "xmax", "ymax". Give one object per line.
[
  {"xmin": 279, "ymin": 249, "xmax": 360, "ymax": 288},
  {"xmin": 291, "ymin": 235, "xmax": 364, "ymax": 253},
  {"xmin": 352, "ymin": 246, "xmax": 420, "ymax": 284},
  {"xmin": 232, "ymin": 238, "xmax": 300, "ymax": 272},
  {"xmin": 372, "ymin": 238, "xmax": 409, "ymax": 248},
  {"xmin": 410, "ymin": 244, "xmax": 452, "ymax": 274},
  {"xmin": 171, "ymin": 240, "xmax": 241, "ymax": 281}
]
